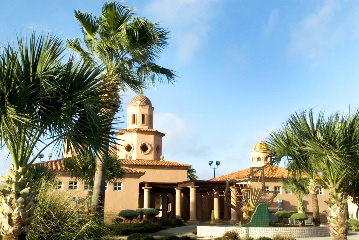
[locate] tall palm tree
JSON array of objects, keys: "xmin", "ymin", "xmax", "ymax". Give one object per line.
[
  {"xmin": 268, "ymin": 110, "xmax": 359, "ymax": 240},
  {"xmin": 282, "ymin": 176, "xmax": 309, "ymax": 213},
  {"xmin": 67, "ymin": 1, "xmax": 175, "ymax": 213},
  {"xmin": 0, "ymin": 33, "xmax": 112, "ymax": 240}
]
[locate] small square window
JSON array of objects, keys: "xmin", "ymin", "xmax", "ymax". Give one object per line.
[
  {"xmin": 114, "ymin": 182, "xmax": 123, "ymax": 191},
  {"xmin": 265, "ymin": 186, "xmax": 270, "ymax": 192},
  {"xmin": 84, "ymin": 182, "xmax": 92, "ymax": 190},
  {"xmin": 105, "ymin": 183, "xmax": 108, "ymax": 191},
  {"xmin": 69, "ymin": 181, "xmax": 78, "ymax": 190},
  {"xmin": 317, "ymin": 188, "xmax": 323, "ymax": 195},
  {"xmin": 56, "ymin": 181, "xmax": 63, "ymax": 190},
  {"xmin": 274, "ymin": 186, "xmax": 281, "ymax": 194}
]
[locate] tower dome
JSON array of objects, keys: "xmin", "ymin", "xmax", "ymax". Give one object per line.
[
  {"xmin": 253, "ymin": 141, "xmax": 270, "ymax": 152},
  {"xmin": 129, "ymin": 94, "xmax": 152, "ymax": 107}
]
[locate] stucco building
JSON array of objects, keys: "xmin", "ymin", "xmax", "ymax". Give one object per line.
[{"xmin": 35, "ymin": 94, "xmax": 331, "ymax": 223}]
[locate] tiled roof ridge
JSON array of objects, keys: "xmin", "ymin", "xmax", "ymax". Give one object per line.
[
  {"xmin": 210, "ymin": 165, "xmax": 289, "ymax": 181},
  {"xmin": 33, "ymin": 158, "xmax": 146, "ymax": 174},
  {"xmin": 121, "ymin": 159, "xmax": 190, "ymax": 167}
]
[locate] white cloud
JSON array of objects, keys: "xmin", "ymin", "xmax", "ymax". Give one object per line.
[
  {"xmin": 143, "ymin": 0, "xmax": 216, "ymax": 63},
  {"xmin": 289, "ymin": 0, "xmax": 343, "ymax": 62},
  {"xmin": 264, "ymin": 9, "xmax": 279, "ymax": 36}
]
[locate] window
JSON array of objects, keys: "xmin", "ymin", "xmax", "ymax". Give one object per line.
[
  {"xmin": 105, "ymin": 183, "xmax": 108, "ymax": 191},
  {"xmin": 149, "ymin": 114, "xmax": 153, "ymax": 126},
  {"xmin": 142, "ymin": 114, "xmax": 146, "ymax": 125},
  {"xmin": 132, "ymin": 114, "xmax": 136, "ymax": 124},
  {"xmin": 69, "ymin": 181, "xmax": 78, "ymax": 190},
  {"xmin": 317, "ymin": 188, "xmax": 323, "ymax": 195},
  {"xmin": 257, "ymin": 157, "xmax": 262, "ymax": 162},
  {"xmin": 114, "ymin": 182, "xmax": 123, "ymax": 191},
  {"xmin": 140, "ymin": 142, "xmax": 151, "ymax": 154},
  {"xmin": 274, "ymin": 186, "xmax": 281, "ymax": 194},
  {"xmin": 56, "ymin": 181, "xmax": 63, "ymax": 190},
  {"xmin": 84, "ymin": 182, "xmax": 92, "ymax": 190},
  {"xmin": 125, "ymin": 144, "xmax": 133, "ymax": 152},
  {"xmin": 265, "ymin": 186, "xmax": 270, "ymax": 192}
]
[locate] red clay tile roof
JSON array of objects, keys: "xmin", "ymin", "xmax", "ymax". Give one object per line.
[
  {"xmin": 210, "ymin": 165, "xmax": 289, "ymax": 181},
  {"xmin": 121, "ymin": 159, "xmax": 190, "ymax": 168},
  {"xmin": 129, "ymin": 94, "xmax": 152, "ymax": 107},
  {"xmin": 33, "ymin": 159, "xmax": 145, "ymax": 175},
  {"xmin": 117, "ymin": 129, "xmax": 165, "ymax": 136}
]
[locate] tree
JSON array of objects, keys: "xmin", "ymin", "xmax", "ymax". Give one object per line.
[
  {"xmin": 282, "ymin": 176, "xmax": 309, "ymax": 213},
  {"xmin": 64, "ymin": 152, "xmax": 124, "ymax": 186},
  {"xmin": 67, "ymin": 1, "xmax": 175, "ymax": 213},
  {"xmin": 268, "ymin": 110, "xmax": 359, "ymax": 240},
  {"xmin": 187, "ymin": 166, "xmax": 198, "ymax": 180},
  {"xmin": 0, "ymin": 33, "xmax": 113, "ymax": 240}
]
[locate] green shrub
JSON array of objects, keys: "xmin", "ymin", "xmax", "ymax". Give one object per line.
[
  {"xmin": 192, "ymin": 230, "xmax": 197, "ymax": 235},
  {"xmin": 118, "ymin": 210, "xmax": 140, "ymax": 223},
  {"xmin": 244, "ymin": 238, "xmax": 254, "ymax": 240},
  {"xmin": 290, "ymin": 213, "xmax": 308, "ymax": 227},
  {"xmin": 273, "ymin": 236, "xmax": 295, "ymax": 240},
  {"xmin": 275, "ymin": 210, "xmax": 292, "ymax": 219},
  {"xmin": 222, "ymin": 230, "xmax": 239, "ymax": 240},
  {"xmin": 161, "ymin": 218, "xmax": 184, "ymax": 227},
  {"xmin": 257, "ymin": 237, "xmax": 272, "ymax": 240},
  {"xmin": 107, "ymin": 223, "xmax": 164, "ymax": 236},
  {"xmin": 27, "ymin": 183, "xmax": 107, "ymax": 240},
  {"xmin": 348, "ymin": 219, "xmax": 359, "ymax": 231},
  {"xmin": 113, "ymin": 217, "xmax": 123, "ymax": 224},
  {"xmin": 128, "ymin": 233, "xmax": 155, "ymax": 240},
  {"xmin": 159, "ymin": 236, "xmax": 180, "ymax": 240},
  {"xmin": 179, "ymin": 236, "xmax": 193, "ymax": 240}
]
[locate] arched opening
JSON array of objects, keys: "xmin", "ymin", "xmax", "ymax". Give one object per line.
[
  {"xmin": 257, "ymin": 157, "xmax": 261, "ymax": 162},
  {"xmin": 142, "ymin": 114, "xmax": 146, "ymax": 125},
  {"xmin": 132, "ymin": 114, "xmax": 136, "ymax": 124}
]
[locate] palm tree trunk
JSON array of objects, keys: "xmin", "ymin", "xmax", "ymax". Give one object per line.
[
  {"xmin": 297, "ymin": 196, "xmax": 304, "ymax": 213},
  {"xmin": 327, "ymin": 190, "xmax": 348, "ymax": 240},
  {"xmin": 91, "ymin": 154, "xmax": 107, "ymax": 215},
  {"xmin": 308, "ymin": 181, "xmax": 321, "ymax": 226}
]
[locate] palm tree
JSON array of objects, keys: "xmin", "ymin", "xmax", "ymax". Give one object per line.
[
  {"xmin": 268, "ymin": 127, "xmax": 322, "ymax": 226},
  {"xmin": 0, "ymin": 33, "xmax": 112, "ymax": 240},
  {"xmin": 67, "ymin": 1, "xmax": 175, "ymax": 213},
  {"xmin": 282, "ymin": 176, "xmax": 309, "ymax": 213},
  {"xmin": 268, "ymin": 110, "xmax": 359, "ymax": 240}
]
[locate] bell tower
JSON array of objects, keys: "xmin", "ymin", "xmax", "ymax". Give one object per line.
[
  {"xmin": 116, "ymin": 94, "xmax": 164, "ymax": 160},
  {"xmin": 250, "ymin": 141, "xmax": 271, "ymax": 167}
]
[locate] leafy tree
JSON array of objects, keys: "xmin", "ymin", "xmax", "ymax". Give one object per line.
[
  {"xmin": 64, "ymin": 152, "xmax": 124, "ymax": 186},
  {"xmin": 268, "ymin": 110, "xmax": 359, "ymax": 240},
  {"xmin": 0, "ymin": 33, "xmax": 112, "ymax": 239},
  {"xmin": 68, "ymin": 1, "xmax": 175, "ymax": 213},
  {"xmin": 282, "ymin": 176, "xmax": 309, "ymax": 213},
  {"xmin": 187, "ymin": 166, "xmax": 198, "ymax": 180}
]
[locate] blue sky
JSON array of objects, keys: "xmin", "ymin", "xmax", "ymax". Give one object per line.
[{"xmin": 1, "ymin": 0, "xmax": 359, "ymax": 179}]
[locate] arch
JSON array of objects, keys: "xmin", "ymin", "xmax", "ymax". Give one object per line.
[{"xmin": 257, "ymin": 157, "xmax": 262, "ymax": 162}]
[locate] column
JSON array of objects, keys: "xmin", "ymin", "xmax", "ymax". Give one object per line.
[
  {"xmin": 169, "ymin": 193, "xmax": 176, "ymax": 218},
  {"xmin": 223, "ymin": 195, "xmax": 230, "ymax": 220},
  {"xmin": 230, "ymin": 186, "xmax": 239, "ymax": 223},
  {"xmin": 189, "ymin": 186, "xmax": 198, "ymax": 223},
  {"xmin": 143, "ymin": 186, "xmax": 152, "ymax": 209},
  {"xmin": 196, "ymin": 192, "xmax": 203, "ymax": 221},
  {"xmin": 175, "ymin": 188, "xmax": 182, "ymax": 219},
  {"xmin": 214, "ymin": 190, "xmax": 220, "ymax": 221},
  {"xmin": 162, "ymin": 193, "xmax": 168, "ymax": 219}
]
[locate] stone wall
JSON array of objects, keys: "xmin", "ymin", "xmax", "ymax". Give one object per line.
[{"xmin": 197, "ymin": 226, "xmax": 330, "ymax": 239}]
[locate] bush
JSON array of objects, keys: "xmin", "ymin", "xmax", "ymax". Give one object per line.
[
  {"xmin": 136, "ymin": 208, "xmax": 160, "ymax": 222},
  {"xmin": 160, "ymin": 236, "xmax": 180, "ymax": 240},
  {"xmin": 290, "ymin": 213, "xmax": 308, "ymax": 227},
  {"xmin": 222, "ymin": 230, "xmax": 239, "ymax": 240},
  {"xmin": 119, "ymin": 210, "xmax": 140, "ymax": 223},
  {"xmin": 113, "ymin": 217, "xmax": 123, "ymax": 224},
  {"xmin": 244, "ymin": 238, "xmax": 254, "ymax": 240},
  {"xmin": 107, "ymin": 223, "xmax": 165, "ymax": 236},
  {"xmin": 179, "ymin": 236, "xmax": 193, "ymax": 240},
  {"xmin": 275, "ymin": 210, "xmax": 292, "ymax": 219},
  {"xmin": 27, "ymin": 183, "xmax": 107, "ymax": 240},
  {"xmin": 161, "ymin": 218, "xmax": 184, "ymax": 227},
  {"xmin": 348, "ymin": 218, "xmax": 359, "ymax": 231},
  {"xmin": 257, "ymin": 237, "xmax": 272, "ymax": 240},
  {"xmin": 128, "ymin": 233, "xmax": 155, "ymax": 240},
  {"xmin": 273, "ymin": 236, "xmax": 295, "ymax": 240}
]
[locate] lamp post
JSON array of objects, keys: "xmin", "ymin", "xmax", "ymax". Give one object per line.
[{"xmin": 209, "ymin": 161, "xmax": 220, "ymax": 178}]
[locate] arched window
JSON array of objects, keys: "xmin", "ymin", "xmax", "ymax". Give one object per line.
[
  {"xmin": 149, "ymin": 114, "xmax": 153, "ymax": 126},
  {"xmin": 257, "ymin": 157, "xmax": 261, "ymax": 162},
  {"xmin": 132, "ymin": 114, "xmax": 136, "ymax": 124},
  {"xmin": 142, "ymin": 114, "xmax": 146, "ymax": 125}
]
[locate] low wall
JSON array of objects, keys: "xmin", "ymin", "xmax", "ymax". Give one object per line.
[{"xmin": 197, "ymin": 226, "xmax": 330, "ymax": 239}]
